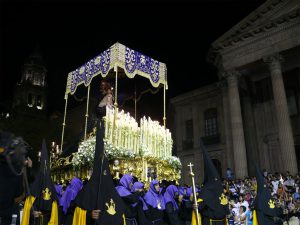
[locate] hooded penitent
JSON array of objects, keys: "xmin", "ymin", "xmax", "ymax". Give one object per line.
[
  {"xmin": 163, "ymin": 185, "xmax": 179, "ymax": 210},
  {"xmin": 144, "ymin": 180, "xmax": 165, "ymax": 210},
  {"xmin": 191, "ymin": 140, "xmax": 229, "ymax": 225},
  {"xmin": 73, "ymin": 121, "xmax": 125, "ymax": 225},
  {"xmin": 131, "ymin": 182, "xmax": 148, "ymax": 210},
  {"xmin": 253, "ymin": 165, "xmax": 282, "ymax": 225},
  {"xmin": 115, "ymin": 174, "xmax": 133, "ymax": 197},
  {"xmin": 22, "ymin": 139, "xmax": 59, "ymax": 225}
]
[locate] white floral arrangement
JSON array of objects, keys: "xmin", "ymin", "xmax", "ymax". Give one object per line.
[
  {"xmin": 72, "ymin": 136, "xmax": 96, "ymax": 168},
  {"xmin": 163, "ymin": 156, "xmax": 182, "ymax": 170},
  {"xmin": 139, "ymin": 144, "xmax": 152, "ymax": 157},
  {"xmin": 104, "ymin": 140, "xmax": 136, "ymax": 159},
  {"xmin": 71, "ymin": 138, "xmax": 137, "ymax": 168},
  {"xmin": 71, "ymin": 137, "xmax": 181, "ymax": 170}
]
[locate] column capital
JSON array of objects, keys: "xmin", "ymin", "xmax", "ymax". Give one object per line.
[
  {"xmin": 263, "ymin": 53, "xmax": 284, "ymax": 71},
  {"xmin": 216, "ymin": 79, "xmax": 227, "ymax": 89},
  {"xmin": 224, "ymin": 70, "xmax": 241, "ymax": 86}
]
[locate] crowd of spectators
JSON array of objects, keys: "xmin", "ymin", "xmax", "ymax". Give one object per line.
[{"xmin": 224, "ymin": 168, "xmax": 300, "ymax": 225}]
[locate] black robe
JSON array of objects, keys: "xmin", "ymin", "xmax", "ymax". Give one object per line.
[
  {"xmin": 179, "ymin": 199, "xmax": 193, "ymax": 224},
  {"xmin": 165, "ymin": 202, "xmax": 180, "ymax": 225},
  {"xmin": 144, "ymin": 205, "xmax": 165, "ymax": 225},
  {"xmin": 198, "ymin": 201, "xmax": 228, "ymax": 225},
  {"xmin": 121, "ymin": 192, "xmax": 140, "ymax": 225}
]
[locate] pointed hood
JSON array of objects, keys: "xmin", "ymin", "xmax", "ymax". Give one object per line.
[
  {"xmin": 254, "ymin": 165, "xmax": 281, "ymax": 225},
  {"xmin": 22, "ymin": 140, "xmax": 59, "ymax": 225},
  {"xmin": 198, "ymin": 139, "xmax": 229, "ymax": 218},
  {"xmin": 30, "ymin": 139, "xmax": 57, "ymax": 211},
  {"xmin": 74, "ymin": 121, "xmax": 125, "ymax": 224},
  {"xmin": 200, "ymin": 140, "xmax": 220, "ymax": 184}
]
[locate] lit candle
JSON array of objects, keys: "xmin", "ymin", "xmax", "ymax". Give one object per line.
[
  {"xmin": 144, "ymin": 119, "xmax": 146, "ymax": 147},
  {"xmin": 109, "ymin": 109, "xmax": 113, "ymax": 142},
  {"xmin": 140, "ymin": 118, "xmax": 143, "ymax": 148},
  {"xmin": 164, "ymin": 130, "xmax": 167, "ymax": 158},
  {"xmin": 145, "ymin": 162, "xmax": 148, "ymax": 182},
  {"xmin": 56, "ymin": 145, "xmax": 60, "ymax": 154}
]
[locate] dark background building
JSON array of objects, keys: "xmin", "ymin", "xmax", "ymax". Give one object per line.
[{"xmin": 171, "ymin": 0, "xmax": 300, "ymax": 184}]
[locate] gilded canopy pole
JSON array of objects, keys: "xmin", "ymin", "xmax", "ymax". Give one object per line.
[
  {"xmin": 84, "ymin": 85, "xmax": 91, "ymax": 140},
  {"xmin": 163, "ymin": 82, "xmax": 167, "ymax": 157},
  {"xmin": 60, "ymin": 94, "xmax": 68, "ymax": 152},
  {"xmin": 188, "ymin": 162, "xmax": 200, "ymax": 225}
]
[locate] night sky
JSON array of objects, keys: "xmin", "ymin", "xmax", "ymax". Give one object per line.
[{"xmin": 0, "ymin": 0, "xmax": 265, "ymax": 120}]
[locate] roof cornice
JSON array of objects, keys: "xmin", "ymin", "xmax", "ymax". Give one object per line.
[{"xmin": 207, "ymin": 0, "xmax": 300, "ymax": 66}]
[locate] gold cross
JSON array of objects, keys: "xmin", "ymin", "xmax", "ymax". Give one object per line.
[{"xmin": 188, "ymin": 162, "xmax": 194, "ymax": 176}]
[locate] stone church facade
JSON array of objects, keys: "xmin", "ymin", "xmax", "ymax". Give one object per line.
[{"xmin": 170, "ymin": 0, "xmax": 300, "ymax": 184}]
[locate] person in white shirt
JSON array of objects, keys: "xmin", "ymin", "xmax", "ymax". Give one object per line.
[
  {"xmin": 271, "ymin": 178, "xmax": 279, "ymax": 195},
  {"xmin": 238, "ymin": 195, "xmax": 249, "ymax": 212},
  {"xmin": 234, "ymin": 206, "xmax": 246, "ymax": 225}
]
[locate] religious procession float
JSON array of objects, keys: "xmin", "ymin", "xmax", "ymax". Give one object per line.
[{"xmin": 50, "ymin": 42, "xmax": 181, "ymax": 185}]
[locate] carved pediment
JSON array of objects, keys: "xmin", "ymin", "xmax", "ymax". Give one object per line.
[{"xmin": 208, "ymin": 0, "xmax": 300, "ymax": 64}]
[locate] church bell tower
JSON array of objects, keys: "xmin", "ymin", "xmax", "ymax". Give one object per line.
[{"xmin": 13, "ymin": 46, "xmax": 47, "ymax": 117}]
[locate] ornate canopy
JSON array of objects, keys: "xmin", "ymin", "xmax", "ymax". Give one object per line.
[{"xmin": 65, "ymin": 42, "xmax": 168, "ymax": 96}]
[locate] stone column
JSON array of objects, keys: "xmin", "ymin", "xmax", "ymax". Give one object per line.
[
  {"xmin": 219, "ymin": 81, "xmax": 234, "ymax": 172},
  {"xmin": 242, "ymin": 95, "xmax": 259, "ymax": 176},
  {"xmin": 264, "ymin": 54, "xmax": 298, "ymax": 174},
  {"xmin": 226, "ymin": 71, "xmax": 248, "ymax": 178}
]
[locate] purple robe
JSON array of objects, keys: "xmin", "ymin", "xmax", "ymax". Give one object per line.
[
  {"xmin": 163, "ymin": 185, "xmax": 179, "ymax": 210},
  {"xmin": 144, "ymin": 180, "xmax": 165, "ymax": 210},
  {"xmin": 59, "ymin": 177, "xmax": 83, "ymax": 214},
  {"xmin": 115, "ymin": 174, "xmax": 133, "ymax": 197},
  {"xmin": 131, "ymin": 181, "xmax": 148, "ymax": 210}
]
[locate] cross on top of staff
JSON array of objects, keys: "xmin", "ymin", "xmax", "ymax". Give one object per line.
[{"xmin": 187, "ymin": 162, "xmax": 194, "ymax": 174}]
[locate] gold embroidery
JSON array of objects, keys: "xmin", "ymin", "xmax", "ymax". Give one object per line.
[
  {"xmin": 219, "ymin": 193, "xmax": 228, "ymax": 205},
  {"xmin": 42, "ymin": 188, "xmax": 51, "ymax": 200},
  {"xmin": 197, "ymin": 198, "xmax": 203, "ymax": 203},
  {"xmin": 106, "ymin": 198, "xmax": 116, "ymax": 215},
  {"xmin": 157, "ymin": 199, "xmax": 162, "ymax": 209},
  {"xmin": 268, "ymin": 199, "xmax": 275, "ymax": 209}
]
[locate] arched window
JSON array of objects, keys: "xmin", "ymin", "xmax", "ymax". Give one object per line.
[
  {"xmin": 33, "ymin": 74, "xmax": 40, "ymax": 86},
  {"xmin": 183, "ymin": 119, "xmax": 194, "ymax": 150},
  {"xmin": 27, "ymin": 93, "xmax": 33, "ymax": 107},
  {"xmin": 36, "ymin": 95, "xmax": 43, "ymax": 109},
  {"xmin": 204, "ymin": 108, "xmax": 218, "ymax": 137},
  {"xmin": 25, "ymin": 70, "xmax": 33, "ymax": 82}
]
